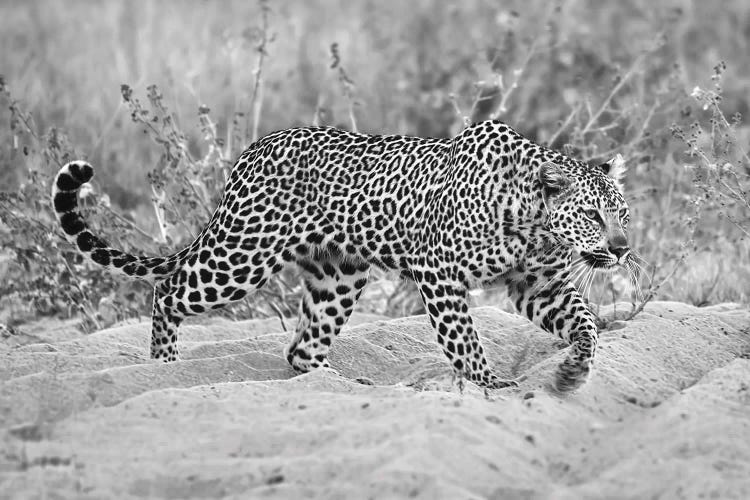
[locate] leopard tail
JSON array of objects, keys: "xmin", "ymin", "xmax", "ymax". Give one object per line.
[{"xmin": 51, "ymin": 161, "xmax": 188, "ymax": 281}]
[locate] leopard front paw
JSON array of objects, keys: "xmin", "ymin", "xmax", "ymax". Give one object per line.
[{"xmin": 553, "ymin": 357, "xmax": 592, "ymax": 393}]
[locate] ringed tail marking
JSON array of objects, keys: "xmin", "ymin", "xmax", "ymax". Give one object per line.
[{"xmin": 52, "ymin": 161, "xmax": 179, "ymax": 281}]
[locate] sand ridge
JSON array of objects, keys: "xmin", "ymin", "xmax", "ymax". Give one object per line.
[{"xmin": 1, "ymin": 302, "xmax": 749, "ymax": 499}]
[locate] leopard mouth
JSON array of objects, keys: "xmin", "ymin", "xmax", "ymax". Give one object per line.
[{"xmin": 580, "ymin": 250, "xmax": 619, "ymax": 270}]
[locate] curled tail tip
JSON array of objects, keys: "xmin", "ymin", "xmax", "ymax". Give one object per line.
[
  {"xmin": 52, "ymin": 161, "xmax": 95, "ymax": 236},
  {"xmin": 54, "ymin": 161, "xmax": 94, "ymax": 193},
  {"xmin": 65, "ymin": 160, "xmax": 94, "ymax": 183}
]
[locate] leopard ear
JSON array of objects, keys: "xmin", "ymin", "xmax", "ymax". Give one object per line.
[
  {"xmin": 538, "ymin": 162, "xmax": 571, "ymax": 213},
  {"xmin": 598, "ymin": 154, "xmax": 626, "ymax": 191},
  {"xmin": 538, "ymin": 161, "xmax": 570, "ymax": 195}
]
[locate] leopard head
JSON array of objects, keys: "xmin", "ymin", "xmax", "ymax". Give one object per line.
[{"xmin": 539, "ymin": 155, "xmax": 632, "ymax": 270}]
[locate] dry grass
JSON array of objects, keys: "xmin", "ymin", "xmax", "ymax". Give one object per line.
[{"xmin": 1, "ymin": 0, "xmax": 750, "ymax": 326}]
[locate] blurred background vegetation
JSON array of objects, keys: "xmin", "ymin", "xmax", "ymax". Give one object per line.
[{"xmin": 1, "ymin": 0, "xmax": 749, "ymax": 330}]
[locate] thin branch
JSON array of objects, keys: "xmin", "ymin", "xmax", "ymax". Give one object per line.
[
  {"xmin": 490, "ymin": 38, "xmax": 538, "ymax": 119},
  {"xmin": 100, "ymin": 205, "xmax": 162, "ymax": 245},
  {"xmin": 580, "ymin": 52, "xmax": 646, "ymax": 137},
  {"xmin": 546, "ymin": 102, "xmax": 582, "ymax": 147},
  {"xmin": 246, "ymin": 0, "xmax": 271, "ymax": 144}
]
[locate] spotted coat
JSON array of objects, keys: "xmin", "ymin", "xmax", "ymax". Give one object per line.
[{"xmin": 52, "ymin": 120, "xmax": 631, "ymax": 392}]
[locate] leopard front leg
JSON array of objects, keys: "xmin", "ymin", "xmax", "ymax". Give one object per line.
[
  {"xmin": 414, "ymin": 274, "xmax": 517, "ymax": 390},
  {"xmin": 508, "ymin": 276, "xmax": 599, "ymax": 392}
]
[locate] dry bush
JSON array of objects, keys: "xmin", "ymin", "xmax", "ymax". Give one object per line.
[{"xmin": 1, "ymin": 0, "xmax": 750, "ymax": 329}]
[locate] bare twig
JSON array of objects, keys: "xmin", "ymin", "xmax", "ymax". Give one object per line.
[
  {"xmin": 580, "ymin": 52, "xmax": 647, "ymax": 137},
  {"xmin": 100, "ymin": 205, "xmax": 162, "ymax": 245},
  {"xmin": 490, "ymin": 39, "xmax": 539, "ymax": 119},
  {"xmin": 546, "ymin": 102, "xmax": 582, "ymax": 147},
  {"xmin": 246, "ymin": 0, "xmax": 271, "ymax": 144},
  {"xmin": 448, "ymin": 93, "xmax": 470, "ymax": 128},
  {"xmin": 330, "ymin": 42, "xmax": 359, "ymax": 132}
]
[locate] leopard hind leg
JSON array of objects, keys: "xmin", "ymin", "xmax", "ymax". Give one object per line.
[
  {"xmin": 148, "ymin": 235, "xmax": 290, "ymax": 361},
  {"xmin": 285, "ymin": 255, "xmax": 370, "ymax": 372},
  {"xmin": 150, "ymin": 279, "xmax": 185, "ymax": 361}
]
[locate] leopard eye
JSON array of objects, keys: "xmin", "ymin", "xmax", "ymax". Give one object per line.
[
  {"xmin": 583, "ymin": 208, "xmax": 598, "ymax": 220},
  {"xmin": 619, "ymin": 208, "xmax": 628, "ymax": 218}
]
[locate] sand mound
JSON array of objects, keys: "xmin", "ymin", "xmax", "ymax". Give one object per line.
[{"xmin": 1, "ymin": 302, "xmax": 749, "ymax": 499}]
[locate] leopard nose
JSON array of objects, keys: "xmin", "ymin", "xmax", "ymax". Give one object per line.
[{"xmin": 609, "ymin": 245, "xmax": 629, "ymax": 260}]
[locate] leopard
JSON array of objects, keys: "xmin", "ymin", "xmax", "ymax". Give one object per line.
[{"xmin": 51, "ymin": 119, "xmax": 637, "ymax": 392}]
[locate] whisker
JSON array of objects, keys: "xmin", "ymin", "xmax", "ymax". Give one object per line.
[
  {"xmin": 567, "ymin": 257, "xmax": 588, "ymax": 276},
  {"xmin": 527, "ymin": 255, "xmax": 578, "ymax": 296},
  {"xmin": 628, "ymin": 260, "xmax": 647, "ymax": 302},
  {"xmin": 578, "ymin": 267, "xmax": 592, "ymax": 301},
  {"xmin": 540, "ymin": 243, "xmax": 563, "ymax": 260},
  {"xmin": 569, "ymin": 262, "xmax": 590, "ymax": 292},
  {"xmin": 629, "ymin": 249, "xmax": 650, "ymax": 268},
  {"xmin": 627, "ymin": 255, "xmax": 651, "ymax": 287},
  {"xmin": 530, "ymin": 272, "xmax": 564, "ymax": 298},
  {"xmin": 625, "ymin": 262, "xmax": 641, "ymax": 302},
  {"xmin": 584, "ymin": 268, "xmax": 596, "ymax": 301},
  {"xmin": 628, "ymin": 259, "xmax": 648, "ymax": 271},
  {"xmin": 629, "ymin": 248, "xmax": 647, "ymax": 260},
  {"xmin": 530, "ymin": 260, "xmax": 579, "ymax": 298},
  {"xmin": 633, "ymin": 266, "xmax": 644, "ymax": 302}
]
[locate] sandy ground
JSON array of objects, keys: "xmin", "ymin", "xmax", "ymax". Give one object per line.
[{"xmin": 1, "ymin": 301, "xmax": 749, "ymax": 499}]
